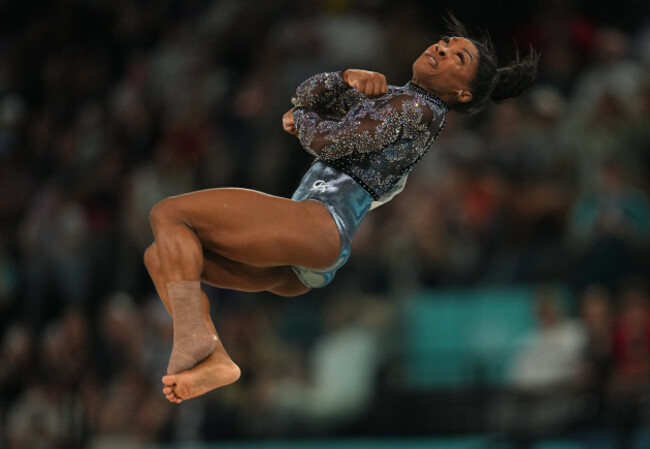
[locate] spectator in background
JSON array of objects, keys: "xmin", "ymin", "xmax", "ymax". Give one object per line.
[
  {"xmin": 86, "ymin": 370, "xmax": 170, "ymax": 449},
  {"xmin": 0, "ymin": 238, "xmax": 17, "ymax": 322},
  {"xmin": 571, "ymin": 27, "xmax": 645, "ymax": 125},
  {"xmin": 19, "ymin": 180, "xmax": 91, "ymax": 327},
  {"xmin": 300, "ymin": 295, "xmax": 386, "ymax": 430},
  {"xmin": 509, "ymin": 287, "xmax": 585, "ymax": 390},
  {"xmin": 6, "ymin": 384, "xmax": 69, "ymax": 449},
  {"xmin": 0, "ymin": 324, "xmax": 35, "ymax": 406},
  {"xmin": 518, "ymin": 0, "xmax": 595, "ymax": 94},
  {"xmin": 568, "ymin": 27, "xmax": 647, "ymax": 190},
  {"xmin": 260, "ymin": 294, "xmax": 390, "ymax": 435},
  {"xmin": 94, "ymin": 292, "xmax": 144, "ymax": 382},
  {"xmin": 610, "ymin": 282, "xmax": 650, "ymax": 449},
  {"xmin": 5, "ymin": 316, "xmax": 90, "ymax": 449},
  {"xmin": 575, "ymin": 285, "xmax": 614, "ymax": 428},
  {"xmin": 624, "ymin": 76, "xmax": 650, "ymax": 195},
  {"xmin": 569, "ymin": 159, "xmax": 650, "ymax": 292},
  {"xmin": 502, "ymin": 286, "xmax": 585, "ymax": 442}
]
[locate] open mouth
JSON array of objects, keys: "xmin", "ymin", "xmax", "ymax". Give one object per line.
[{"xmin": 425, "ymin": 53, "xmax": 437, "ymax": 69}]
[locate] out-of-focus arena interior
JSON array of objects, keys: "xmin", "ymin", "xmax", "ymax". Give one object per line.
[{"xmin": 1, "ymin": 1, "xmax": 650, "ymax": 448}]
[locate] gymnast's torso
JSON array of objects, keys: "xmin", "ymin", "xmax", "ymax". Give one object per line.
[
  {"xmin": 290, "ymin": 72, "xmax": 448, "ymax": 288},
  {"xmin": 291, "ymin": 71, "xmax": 448, "ymax": 209}
]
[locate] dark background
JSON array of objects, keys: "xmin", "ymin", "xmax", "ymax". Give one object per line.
[{"xmin": 1, "ymin": 0, "xmax": 650, "ymax": 448}]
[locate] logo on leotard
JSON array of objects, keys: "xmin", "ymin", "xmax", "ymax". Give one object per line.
[{"xmin": 311, "ymin": 180, "xmax": 332, "ymax": 192}]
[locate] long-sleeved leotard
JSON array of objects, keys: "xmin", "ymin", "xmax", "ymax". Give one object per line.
[{"xmin": 292, "ymin": 72, "xmax": 447, "ymax": 207}]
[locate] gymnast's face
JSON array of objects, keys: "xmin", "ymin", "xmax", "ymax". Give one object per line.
[{"xmin": 412, "ymin": 36, "xmax": 479, "ymax": 105}]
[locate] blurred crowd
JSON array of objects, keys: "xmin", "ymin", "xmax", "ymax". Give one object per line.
[
  {"xmin": 1, "ymin": 0, "xmax": 650, "ymax": 447},
  {"xmin": 495, "ymin": 283, "xmax": 650, "ymax": 449}
]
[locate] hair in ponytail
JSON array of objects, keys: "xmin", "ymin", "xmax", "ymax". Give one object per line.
[
  {"xmin": 443, "ymin": 13, "xmax": 540, "ymax": 114},
  {"xmin": 490, "ymin": 48, "xmax": 540, "ymax": 103}
]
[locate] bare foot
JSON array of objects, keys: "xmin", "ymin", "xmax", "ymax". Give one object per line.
[
  {"xmin": 167, "ymin": 332, "xmax": 217, "ymax": 374},
  {"xmin": 161, "ymin": 348, "xmax": 241, "ymax": 403}
]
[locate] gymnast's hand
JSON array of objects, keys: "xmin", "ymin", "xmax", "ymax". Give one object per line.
[
  {"xmin": 343, "ymin": 69, "xmax": 387, "ymax": 97},
  {"xmin": 282, "ymin": 107, "xmax": 298, "ymax": 136}
]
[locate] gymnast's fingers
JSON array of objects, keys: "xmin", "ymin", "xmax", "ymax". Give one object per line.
[
  {"xmin": 372, "ymin": 79, "xmax": 384, "ymax": 96},
  {"xmin": 356, "ymin": 79, "xmax": 368, "ymax": 95},
  {"xmin": 373, "ymin": 74, "xmax": 387, "ymax": 96}
]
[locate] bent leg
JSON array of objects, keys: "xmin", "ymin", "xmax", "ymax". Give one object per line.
[
  {"xmin": 201, "ymin": 250, "xmax": 310, "ymax": 297},
  {"xmin": 144, "ymin": 244, "xmax": 240, "ymax": 402},
  {"xmin": 146, "ymin": 243, "xmax": 309, "ymax": 300},
  {"xmin": 145, "ymin": 243, "xmax": 309, "ymax": 402},
  {"xmin": 162, "ymin": 257, "xmax": 310, "ymax": 403},
  {"xmin": 148, "ymin": 188, "xmax": 331, "ymax": 374},
  {"xmin": 144, "ymin": 240, "xmax": 215, "ymax": 374}
]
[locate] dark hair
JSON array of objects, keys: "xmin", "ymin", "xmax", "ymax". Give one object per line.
[{"xmin": 444, "ymin": 14, "xmax": 540, "ymax": 114}]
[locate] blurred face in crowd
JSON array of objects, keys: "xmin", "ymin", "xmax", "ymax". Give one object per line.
[
  {"xmin": 621, "ymin": 289, "xmax": 649, "ymax": 332},
  {"xmin": 412, "ymin": 36, "xmax": 479, "ymax": 105},
  {"xmin": 580, "ymin": 286, "xmax": 611, "ymax": 331}
]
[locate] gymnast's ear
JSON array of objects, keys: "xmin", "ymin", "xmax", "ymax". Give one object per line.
[{"xmin": 457, "ymin": 89, "xmax": 473, "ymax": 103}]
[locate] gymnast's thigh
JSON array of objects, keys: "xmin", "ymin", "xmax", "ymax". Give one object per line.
[
  {"xmin": 158, "ymin": 187, "xmax": 341, "ymax": 270},
  {"xmin": 201, "ymin": 250, "xmax": 309, "ymax": 297}
]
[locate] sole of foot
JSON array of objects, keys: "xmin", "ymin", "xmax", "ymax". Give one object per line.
[{"xmin": 162, "ymin": 350, "xmax": 240, "ymax": 403}]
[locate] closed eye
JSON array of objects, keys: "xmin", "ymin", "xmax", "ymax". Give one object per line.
[
  {"xmin": 441, "ymin": 36, "xmax": 450, "ymax": 45},
  {"xmin": 457, "ymin": 52, "xmax": 465, "ymax": 64}
]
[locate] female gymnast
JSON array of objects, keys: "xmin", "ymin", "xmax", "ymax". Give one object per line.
[{"xmin": 144, "ymin": 16, "xmax": 538, "ymax": 403}]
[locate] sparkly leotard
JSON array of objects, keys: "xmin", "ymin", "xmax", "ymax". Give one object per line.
[
  {"xmin": 290, "ymin": 72, "xmax": 447, "ymax": 288},
  {"xmin": 292, "ymin": 71, "xmax": 447, "ymax": 208}
]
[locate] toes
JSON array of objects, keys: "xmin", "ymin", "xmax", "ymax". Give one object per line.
[
  {"xmin": 162, "ymin": 374, "xmax": 184, "ymax": 403},
  {"xmin": 165, "ymin": 391, "xmax": 183, "ymax": 404},
  {"xmin": 162, "ymin": 375, "xmax": 177, "ymax": 387},
  {"xmin": 163, "ymin": 382, "xmax": 180, "ymax": 402}
]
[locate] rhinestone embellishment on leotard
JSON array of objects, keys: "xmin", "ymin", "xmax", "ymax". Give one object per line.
[{"xmin": 292, "ymin": 72, "xmax": 447, "ymax": 202}]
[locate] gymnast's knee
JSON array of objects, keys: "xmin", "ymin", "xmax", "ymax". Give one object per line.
[
  {"xmin": 149, "ymin": 197, "xmax": 180, "ymax": 229},
  {"xmin": 143, "ymin": 243, "xmax": 159, "ymax": 272}
]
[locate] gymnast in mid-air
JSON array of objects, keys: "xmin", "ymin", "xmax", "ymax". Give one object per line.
[{"xmin": 144, "ymin": 15, "xmax": 539, "ymax": 403}]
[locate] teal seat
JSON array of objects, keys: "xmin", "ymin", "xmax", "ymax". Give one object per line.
[
  {"xmin": 466, "ymin": 288, "xmax": 535, "ymax": 386},
  {"xmin": 402, "ymin": 286, "xmax": 551, "ymax": 388},
  {"xmin": 403, "ymin": 294, "xmax": 473, "ymax": 388}
]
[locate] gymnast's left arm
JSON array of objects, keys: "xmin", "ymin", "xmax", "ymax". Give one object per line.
[
  {"xmin": 291, "ymin": 72, "xmax": 354, "ymax": 116},
  {"xmin": 292, "ymin": 70, "xmax": 387, "ymax": 117}
]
